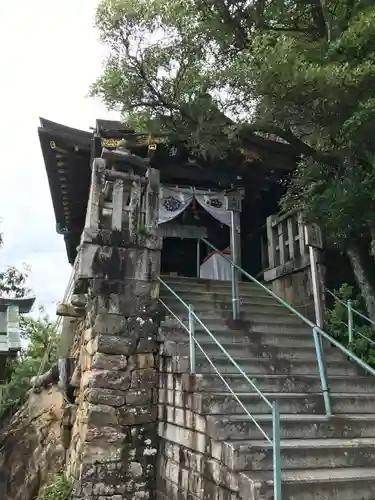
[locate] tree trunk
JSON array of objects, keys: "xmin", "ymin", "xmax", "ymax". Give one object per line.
[{"xmin": 347, "ymin": 246, "xmax": 375, "ymax": 324}]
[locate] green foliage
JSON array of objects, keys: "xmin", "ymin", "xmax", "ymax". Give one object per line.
[
  {"xmin": 36, "ymin": 473, "xmax": 72, "ymax": 500},
  {"xmin": 326, "ymin": 284, "xmax": 375, "ymax": 367},
  {"xmin": 0, "ymin": 222, "xmax": 30, "ymax": 298},
  {"xmin": 91, "ymin": 0, "xmax": 375, "ymax": 254},
  {"xmin": 0, "ymin": 313, "xmax": 58, "ymax": 416}
]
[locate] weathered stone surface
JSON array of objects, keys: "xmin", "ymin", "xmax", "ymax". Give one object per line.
[
  {"xmin": 86, "ymin": 425, "xmax": 126, "ymax": 444},
  {"xmin": 82, "ymin": 327, "xmax": 93, "ymax": 341},
  {"xmin": 136, "ymin": 338, "xmax": 158, "ymax": 353},
  {"xmin": 131, "ymin": 369, "xmax": 157, "ymax": 389},
  {"xmin": 93, "ymin": 287, "xmax": 158, "ymax": 316},
  {"xmin": 0, "ymin": 388, "xmax": 66, "ymax": 500},
  {"xmin": 78, "ymin": 441, "xmax": 123, "ymax": 464},
  {"xmin": 117, "ymin": 406, "xmax": 157, "ymax": 426},
  {"xmin": 128, "ymin": 353, "xmax": 155, "ymax": 370},
  {"xmin": 81, "ymin": 369, "xmax": 130, "ymax": 391},
  {"xmin": 85, "ymin": 388, "xmax": 126, "ymax": 407},
  {"xmin": 78, "ymin": 244, "xmax": 160, "ymax": 281},
  {"xmin": 82, "ymin": 403, "xmax": 119, "ymax": 426},
  {"xmin": 95, "ymin": 334, "xmax": 135, "ymax": 355},
  {"xmin": 92, "ymin": 352, "xmax": 128, "ymax": 371},
  {"xmin": 125, "ymin": 389, "xmax": 153, "ymax": 406},
  {"xmin": 127, "ymin": 316, "xmax": 158, "ymax": 338},
  {"xmin": 92, "ymin": 313, "xmax": 129, "ymax": 336},
  {"xmin": 85, "ymin": 339, "xmax": 97, "ymax": 356}
]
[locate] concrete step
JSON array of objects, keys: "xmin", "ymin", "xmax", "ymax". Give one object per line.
[
  {"xmin": 221, "ymin": 437, "xmax": 375, "ymax": 471},
  {"xmin": 160, "ymin": 354, "xmax": 355, "ymax": 377},
  {"xmin": 178, "ymin": 373, "xmax": 375, "ymax": 394},
  {"xmin": 239, "ymin": 467, "xmax": 375, "ymax": 500},
  {"xmin": 176, "ymin": 391, "xmax": 375, "ymax": 415},
  {"xmin": 161, "ymin": 339, "xmax": 344, "ymax": 362},
  {"xmin": 160, "ymin": 288, "xmax": 284, "ymax": 305},
  {"xmin": 161, "ymin": 318, "xmax": 312, "ymax": 337},
  {"xmin": 192, "ymin": 356, "xmax": 356, "ymax": 376},
  {"xmin": 161, "ymin": 324, "xmax": 314, "ymax": 343},
  {"xmin": 161, "ymin": 307, "xmax": 305, "ymax": 327},
  {"xmin": 187, "ymin": 332, "xmax": 319, "ymax": 349},
  {"xmin": 159, "ymin": 293, "xmax": 287, "ymax": 312},
  {"xmin": 206, "ymin": 413, "xmax": 375, "ymax": 441},
  {"xmin": 160, "ymin": 276, "xmax": 270, "ymax": 295}
]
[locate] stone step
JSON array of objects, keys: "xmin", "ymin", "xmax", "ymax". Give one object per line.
[
  {"xmin": 160, "ymin": 276, "xmax": 270, "ymax": 295},
  {"xmin": 206, "ymin": 413, "xmax": 375, "ymax": 441},
  {"xmin": 239, "ymin": 467, "xmax": 375, "ymax": 500},
  {"xmin": 174, "ymin": 373, "xmax": 375, "ymax": 394},
  {"xmin": 159, "ymin": 293, "xmax": 286, "ymax": 311},
  {"xmin": 220, "ymin": 437, "xmax": 375, "ymax": 471},
  {"xmin": 160, "ymin": 355, "xmax": 354, "ymax": 377},
  {"xmin": 162, "ymin": 307, "xmax": 305, "ymax": 327},
  {"xmin": 172, "ymin": 391, "xmax": 375, "ymax": 415},
  {"xmin": 161, "ymin": 323, "xmax": 314, "ymax": 342},
  {"xmin": 161, "ymin": 339, "xmax": 344, "ymax": 362},
  {"xmin": 191, "ymin": 356, "xmax": 355, "ymax": 376},
  {"xmin": 178, "ymin": 331, "xmax": 320, "ymax": 349}
]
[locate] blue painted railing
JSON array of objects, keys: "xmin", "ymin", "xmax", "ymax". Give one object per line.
[
  {"xmin": 158, "ymin": 277, "xmax": 282, "ymax": 500},
  {"xmin": 196, "ymin": 237, "xmax": 375, "ymax": 415},
  {"xmin": 160, "ymin": 239, "xmax": 375, "ymax": 499},
  {"xmin": 327, "ymin": 288, "xmax": 375, "ymax": 347}
]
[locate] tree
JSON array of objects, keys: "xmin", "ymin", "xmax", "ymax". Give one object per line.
[
  {"xmin": 0, "ymin": 223, "xmax": 29, "ymax": 298},
  {"xmin": 0, "ymin": 312, "xmax": 58, "ymax": 416},
  {"xmin": 91, "ymin": 0, "xmax": 375, "ymax": 319}
]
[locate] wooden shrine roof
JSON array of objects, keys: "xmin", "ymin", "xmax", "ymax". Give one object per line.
[{"xmin": 38, "ymin": 118, "xmax": 297, "ymax": 263}]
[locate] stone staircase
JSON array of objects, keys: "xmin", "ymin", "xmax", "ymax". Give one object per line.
[{"xmin": 157, "ymin": 276, "xmax": 375, "ymax": 500}]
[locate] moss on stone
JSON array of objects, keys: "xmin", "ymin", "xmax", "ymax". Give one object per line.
[{"xmin": 36, "ymin": 473, "xmax": 72, "ymax": 500}]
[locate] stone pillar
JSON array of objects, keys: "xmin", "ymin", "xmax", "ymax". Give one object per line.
[{"xmin": 67, "ymin": 158, "xmax": 161, "ymax": 499}]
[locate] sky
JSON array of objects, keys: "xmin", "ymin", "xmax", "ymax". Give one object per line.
[{"xmin": 0, "ymin": 1, "xmax": 119, "ymax": 317}]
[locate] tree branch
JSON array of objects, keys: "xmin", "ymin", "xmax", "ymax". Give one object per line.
[{"xmin": 239, "ymin": 123, "xmax": 339, "ymax": 166}]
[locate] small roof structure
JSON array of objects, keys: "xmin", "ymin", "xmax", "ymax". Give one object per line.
[{"xmin": 0, "ymin": 297, "xmax": 35, "ymax": 313}]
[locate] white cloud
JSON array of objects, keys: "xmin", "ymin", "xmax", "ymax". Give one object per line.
[{"xmin": 0, "ymin": 0, "xmax": 119, "ymax": 317}]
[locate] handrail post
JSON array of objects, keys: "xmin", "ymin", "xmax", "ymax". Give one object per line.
[
  {"xmin": 313, "ymin": 327, "xmax": 332, "ymax": 416},
  {"xmin": 231, "ymin": 264, "xmax": 240, "ymax": 320},
  {"xmin": 230, "ymin": 211, "xmax": 240, "ymax": 320},
  {"xmin": 188, "ymin": 304, "xmax": 196, "ymax": 374},
  {"xmin": 348, "ymin": 299, "xmax": 353, "ymax": 345},
  {"xmin": 196, "ymin": 239, "xmax": 201, "ymax": 278},
  {"xmin": 272, "ymin": 401, "xmax": 282, "ymax": 500}
]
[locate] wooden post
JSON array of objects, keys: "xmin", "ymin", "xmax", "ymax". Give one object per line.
[
  {"xmin": 277, "ymin": 221, "xmax": 285, "ymax": 267},
  {"xmin": 267, "ymin": 216, "xmax": 276, "ymax": 269},
  {"xmin": 287, "ymin": 217, "xmax": 295, "ymax": 261}
]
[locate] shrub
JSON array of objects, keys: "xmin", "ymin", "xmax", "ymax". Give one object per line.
[
  {"xmin": 36, "ymin": 473, "xmax": 72, "ymax": 500},
  {"xmin": 326, "ymin": 283, "xmax": 375, "ymax": 367}
]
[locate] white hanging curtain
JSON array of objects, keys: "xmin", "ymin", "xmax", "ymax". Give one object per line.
[
  {"xmin": 195, "ymin": 191, "xmax": 239, "ymax": 231},
  {"xmin": 158, "ymin": 186, "xmax": 240, "ymax": 231},
  {"xmin": 158, "ymin": 187, "xmax": 193, "ymax": 225}
]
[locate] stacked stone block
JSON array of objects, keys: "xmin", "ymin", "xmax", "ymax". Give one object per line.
[
  {"xmin": 65, "ymin": 157, "xmax": 162, "ymax": 499},
  {"xmin": 67, "ymin": 306, "xmax": 160, "ymax": 499}
]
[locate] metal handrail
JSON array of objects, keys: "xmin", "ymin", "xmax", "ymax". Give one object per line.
[
  {"xmin": 158, "ymin": 277, "xmax": 282, "ymax": 500},
  {"xmin": 198, "ymin": 237, "xmax": 375, "ymax": 413},
  {"xmin": 326, "ymin": 288, "xmax": 375, "ymax": 345}
]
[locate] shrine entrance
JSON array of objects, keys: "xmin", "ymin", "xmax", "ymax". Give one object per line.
[{"xmin": 158, "ymin": 186, "xmax": 242, "ymax": 279}]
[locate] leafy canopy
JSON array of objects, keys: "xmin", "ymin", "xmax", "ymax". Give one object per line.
[{"xmin": 91, "ymin": 0, "xmax": 375, "ymax": 250}]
